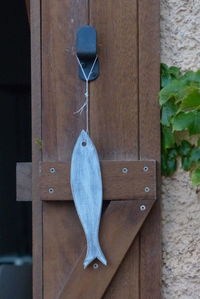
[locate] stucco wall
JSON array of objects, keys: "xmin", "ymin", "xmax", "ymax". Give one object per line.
[{"xmin": 161, "ymin": 1, "xmax": 200, "ymax": 298}]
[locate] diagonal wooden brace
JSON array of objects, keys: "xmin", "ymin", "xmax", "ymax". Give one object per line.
[{"xmin": 58, "ymin": 199, "xmax": 156, "ymax": 299}]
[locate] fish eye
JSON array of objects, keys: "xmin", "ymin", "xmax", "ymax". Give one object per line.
[{"xmin": 82, "ymin": 141, "xmax": 87, "ymax": 147}]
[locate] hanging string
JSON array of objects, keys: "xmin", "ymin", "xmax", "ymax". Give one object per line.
[{"xmin": 74, "ymin": 55, "xmax": 98, "ymax": 133}]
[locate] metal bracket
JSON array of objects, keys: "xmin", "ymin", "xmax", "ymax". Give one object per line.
[{"xmin": 76, "ymin": 25, "xmax": 99, "ymax": 81}]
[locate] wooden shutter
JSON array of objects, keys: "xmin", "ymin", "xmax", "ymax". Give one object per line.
[{"xmin": 29, "ymin": 0, "xmax": 160, "ymax": 298}]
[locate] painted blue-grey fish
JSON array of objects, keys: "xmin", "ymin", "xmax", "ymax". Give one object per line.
[{"xmin": 70, "ymin": 130, "xmax": 107, "ymax": 268}]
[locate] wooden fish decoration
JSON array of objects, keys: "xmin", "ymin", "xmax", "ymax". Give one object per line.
[{"xmin": 70, "ymin": 130, "xmax": 107, "ymax": 268}]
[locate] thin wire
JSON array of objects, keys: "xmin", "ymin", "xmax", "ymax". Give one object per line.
[{"xmin": 74, "ymin": 55, "xmax": 98, "ymax": 133}]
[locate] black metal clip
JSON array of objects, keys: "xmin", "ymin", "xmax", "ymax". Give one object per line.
[{"xmin": 76, "ymin": 26, "xmax": 99, "ymax": 81}]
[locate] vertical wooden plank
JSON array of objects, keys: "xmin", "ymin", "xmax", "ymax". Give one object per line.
[
  {"xmin": 138, "ymin": 0, "xmax": 161, "ymax": 298},
  {"xmin": 30, "ymin": 0, "xmax": 42, "ymax": 297},
  {"xmin": 41, "ymin": 0, "xmax": 88, "ymax": 298},
  {"xmin": 42, "ymin": 0, "xmax": 87, "ymax": 162},
  {"xmin": 90, "ymin": 0, "xmax": 139, "ymax": 297},
  {"xmin": 90, "ymin": 0, "xmax": 138, "ymax": 160}
]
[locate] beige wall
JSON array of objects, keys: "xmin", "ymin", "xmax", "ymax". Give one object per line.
[{"xmin": 161, "ymin": 1, "xmax": 200, "ymax": 298}]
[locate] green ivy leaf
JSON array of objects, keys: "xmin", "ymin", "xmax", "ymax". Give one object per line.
[
  {"xmin": 182, "ymin": 70, "xmax": 200, "ymax": 84},
  {"xmin": 168, "ymin": 148, "xmax": 178, "ymax": 159},
  {"xmin": 179, "ymin": 88, "xmax": 200, "ymax": 111},
  {"xmin": 169, "ymin": 66, "xmax": 181, "ymax": 78},
  {"xmin": 161, "ymin": 100, "xmax": 178, "ymax": 126},
  {"xmin": 160, "ymin": 65, "xmax": 200, "ymax": 181},
  {"xmin": 178, "ymin": 140, "xmax": 192, "ymax": 156},
  {"xmin": 160, "ymin": 64, "xmax": 181, "ymax": 88},
  {"xmin": 181, "ymin": 148, "xmax": 200, "ymax": 170},
  {"xmin": 160, "ymin": 64, "xmax": 170, "ymax": 88},
  {"xmin": 173, "ymin": 111, "xmax": 200, "ymax": 135},
  {"xmin": 189, "ymin": 148, "xmax": 200, "ymax": 163},
  {"xmin": 191, "ymin": 168, "xmax": 200, "ymax": 186},
  {"xmin": 159, "ymin": 80, "xmax": 186, "ymax": 106},
  {"xmin": 161, "ymin": 153, "xmax": 177, "ymax": 176},
  {"xmin": 181, "ymin": 156, "xmax": 192, "ymax": 171},
  {"xmin": 162, "ymin": 126, "xmax": 175, "ymax": 150}
]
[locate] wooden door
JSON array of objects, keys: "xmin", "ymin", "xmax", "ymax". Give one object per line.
[{"xmin": 30, "ymin": 0, "xmax": 160, "ymax": 298}]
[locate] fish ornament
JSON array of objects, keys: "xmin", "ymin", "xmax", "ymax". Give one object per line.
[{"xmin": 70, "ymin": 130, "xmax": 107, "ymax": 268}]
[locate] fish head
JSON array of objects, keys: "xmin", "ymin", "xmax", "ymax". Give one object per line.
[{"xmin": 74, "ymin": 130, "xmax": 95, "ymax": 153}]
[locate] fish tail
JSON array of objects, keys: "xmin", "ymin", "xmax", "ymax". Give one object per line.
[{"xmin": 83, "ymin": 240, "xmax": 107, "ymax": 269}]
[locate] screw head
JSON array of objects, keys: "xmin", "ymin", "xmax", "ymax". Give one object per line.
[
  {"xmin": 93, "ymin": 263, "xmax": 99, "ymax": 269},
  {"xmin": 144, "ymin": 186, "xmax": 150, "ymax": 193},
  {"xmin": 143, "ymin": 166, "xmax": 149, "ymax": 172},
  {"xmin": 122, "ymin": 168, "xmax": 128, "ymax": 174},
  {"xmin": 140, "ymin": 205, "xmax": 146, "ymax": 211},
  {"xmin": 48, "ymin": 188, "xmax": 54, "ymax": 194},
  {"xmin": 50, "ymin": 167, "xmax": 56, "ymax": 173}
]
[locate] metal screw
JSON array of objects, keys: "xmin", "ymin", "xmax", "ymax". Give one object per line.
[
  {"xmin": 143, "ymin": 166, "xmax": 149, "ymax": 172},
  {"xmin": 48, "ymin": 188, "xmax": 54, "ymax": 194},
  {"xmin": 50, "ymin": 167, "xmax": 56, "ymax": 173},
  {"xmin": 140, "ymin": 205, "xmax": 146, "ymax": 211},
  {"xmin": 144, "ymin": 186, "xmax": 150, "ymax": 193},
  {"xmin": 93, "ymin": 263, "xmax": 99, "ymax": 269},
  {"xmin": 122, "ymin": 168, "xmax": 128, "ymax": 174}
]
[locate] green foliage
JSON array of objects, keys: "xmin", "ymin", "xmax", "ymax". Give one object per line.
[
  {"xmin": 33, "ymin": 137, "xmax": 43, "ymax": 151},
  {"xmin": 160, "ymin": 64, "xmax": 200, "ymax": 187}
]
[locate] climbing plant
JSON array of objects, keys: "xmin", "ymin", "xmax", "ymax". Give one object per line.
[{"xmin": 160, "ymin": 64, "xmax": 200, "ymax": 186}]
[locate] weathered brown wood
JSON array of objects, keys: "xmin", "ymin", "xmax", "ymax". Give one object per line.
[
  {"xmin": 59, "ymin": 199, "xmax": 155, "ymax": 299},
  {"xmin": 30, "ymin": 0, "xmax": 161, "ymax": 297},
  {"xmin": 16, "ymin": 162, "xmax": 32, "ymax": 201},
  {"xmin": 90, "ymin": 0, "xmax": 138, "ymax": 161},
  {"xmin": 138, "ymin": 0, "xmax": 161, "ymax": 298},
  {"xmin": 43, "ymin": 202, "xmax": 85, "ymax": 299},
  {"xmin": 89, "ymin": 0, "xmax": 141, "ymax": 297},
  {"xmin": 42, "ymin": 0, "xmax": 88, "ymax": 298},
  {"xmin": 40, "ymin": 161, "xmax": 156, "ymax": 201},
  {"xmin": 15, "ymin": 160, "xmax": 156, "ymax": 202},
  {"xmin": 30, "ymin": 0, "xmax": 42, "ymax": 297},
  {"xmin": 103, "ymin": 236, "xmax": 140, "ymax": 299}
]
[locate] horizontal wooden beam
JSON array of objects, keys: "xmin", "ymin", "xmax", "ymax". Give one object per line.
[
  {"xmin": 41, "ymin": 160, "xmax": 156, "ymax": 201},
  {"xmin": 16, "ymin": 160, "xmax": 157, "ymax": 201}
]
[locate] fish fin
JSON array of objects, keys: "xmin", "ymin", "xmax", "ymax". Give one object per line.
[{"xmin": 83, "ymin": 244, "xmax": 107, "ymax": 269}]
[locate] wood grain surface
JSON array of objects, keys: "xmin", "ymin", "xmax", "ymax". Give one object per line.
[
  {"xmin": 30, "ymin": 0, "xmax": 161, "ymax": 297},
  {"xmin": 30, "ymin": 0, "xmax": 43, "ymax": 297},
  {"xmin": 138, "ymin": 0, "xmax": 161, "ymax": 298},
  {"xmin": 42, "ymin": 0, "xmax": 88, "ymax": 298},
  {"xmin": 40, "ymin": 160, "xmax": 156, "ymax": 201},
  {"xmin": 90, "ymin": 1, "xmax": 142, "ymax": 298},
  {"xmin": 16, "ymin": 160, "xmax": 156, "ymax": 201},
  {"xmin": 58, "ymin": 199, "xmax": 155, "ymax": 299}
]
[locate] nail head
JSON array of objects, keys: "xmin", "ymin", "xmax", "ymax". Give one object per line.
[
  {"xmin": 48, "ymin": 188, "xmax": 54, "ymax": 194},
  {"xmin": 140, "ymin": 205, "xmax": 146, "ymax": 211},
  {"xmin": 122, "ymin": 168, "xmax": 128, "ymax": 174},
  {"xmin": 93, "ymin": 263, "xmax": 99, "ymax": 269},
  {"xmin": 50, "ymin": 167, "xmax": 56, "ymax": 173},
  {"xmin": 144, "ymin": 187, "xmax": 150, "ymax": 193}
]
